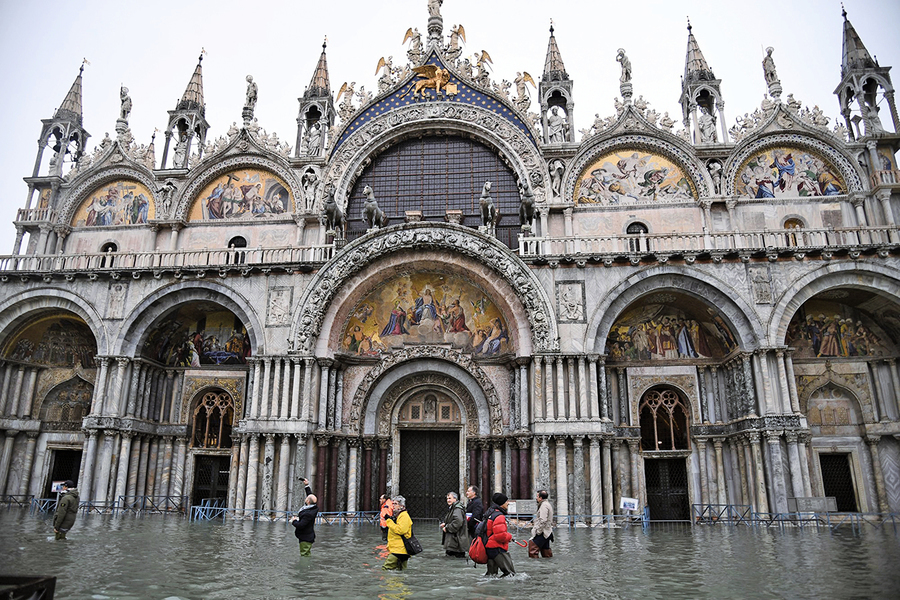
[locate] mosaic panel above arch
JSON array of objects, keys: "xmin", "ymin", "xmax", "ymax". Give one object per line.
[
  {"xmin": 734, "ymin": 146, "xmax": 846, "ymax": 199},
  {"xmin": 72, "ymin": 180, "xmax": 155, "ymax": 227},
  {"xmin": 575, "ymin": 150, "xmax": 696, "ymax": 205},
  {"xmin": 141, "ymin": 302, "xmax": 251, "ymax": 367},
  {"xmin": 188, "ymin": 168, "xmax": 293, "ymax": 221},
  {"xmin": 2, "ymin": 313, "xmax": 97, "ymax": 368},
  {"xmin": 341, "ymin": 271, "xmax": 512, "ymax": 357}
]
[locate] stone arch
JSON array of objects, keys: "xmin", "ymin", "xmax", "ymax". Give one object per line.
[
  {"xmin": 348, "ymin": 346, "xmax": 503, "ymax": 436},
  {"xmin": 564, "ymin": 132, "xmax": 711, "ymax": 202},
  {"xmin": 629, "ymin": 374, "xmax": 701, "ymax": 427},
  {"xmin": 172, "ymin": 152, "xmax": 303, "ymax": 222},
  {"xmin": 36, "ymin": 375, "xmax": 94, "ymax": 426},
  {"xmin": 0, "ymin": 288, "xmax": 108, "ymax": 354},
  {"xmin": 796, "ymin": 371, "xmax": 871, "ymax": 425},
  {"xmin": 323, "ymin": 103, "xmax": 548, "ymax": 211},
  {"xmin": 114, "ymin": 280, "xmax": 264, "ymax": 357},
  {"xmin": 767, "ymin": 262, "xmax": 900, "ymax": 346},
  {"xmin": 586, "ymin": 267, "xmax": 762, "ymax": 354},
  {"xmin": 293, "ymin": 222, "xmax": 558, "ymax": 354},
  {"xmin": 56, "ymin": 165, "xmax": 158, "ymax": 228},
  {"xmin": 723, "ymin": 132, "xmax": 865, "ymax": 195}
]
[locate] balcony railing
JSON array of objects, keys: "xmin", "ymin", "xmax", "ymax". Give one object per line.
[
  {"xmin": 0, "ymin": 245, "xmax": 335, "ymax": 274},
  {"xmin": 16, "ymin": 207, "xmax": 57, "ymax": 222},
  {"xmin": 872, "ymin": 169, "xmax": 900, "ymax": 188},
  {"xmin": 519, "ymin": 226, "xmax": 898, "ymax": 258}
]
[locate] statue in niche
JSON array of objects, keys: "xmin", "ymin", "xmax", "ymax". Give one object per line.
[
  {"xmin": 301, "ymin": 168, "xmax": 319, "ymax": 211},
  {"xmin": 762, "ymin": 47, "xmax": 779, "ymax": 85},
  {"xmin": 119, "ymin": 86, "xmax": 132, "ymax": 120},
  {"xmin": 244, "ymin": 75, "xmax": 258, "ymax": 110},
  {"xmin": 698, "ymin": 106, "xmax": 717, "ymax": 143},
  {"xmin": 616, "ymin": 48, "xmax": 632, "ymax": 83},
  {"xmin": 547, "ymin": 106, "xmax": 568, "ymax": 143},
  {"xmin": 173, "ymin": 138, "xmax": 187, "ymax": 168},
  {"xmin": 549, "ymin": 159, "xmax": 564, "ymax": 198},
  {"xmin": 707, "ymin": 160, "xmax": 723, "ymax": 195},
  {"xmin": 305, "ymin": 121, "xmax": 322, "ymax": 155}
]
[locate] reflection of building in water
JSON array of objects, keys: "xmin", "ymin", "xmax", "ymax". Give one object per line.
[{"xmin": 2, "ymin": 5, "xmax": 900, "ymax": 521}]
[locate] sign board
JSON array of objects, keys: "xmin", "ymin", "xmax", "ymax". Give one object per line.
[
  {"xmin": 510, "ymin": 499, "xmax": 537, "ymax": 515},
  {"xmin": 620, "ymin": 497, "xmax": 639, "ymax": 511},
  {"xmin": 51, "ymin": 481, "xmax": 66, "ymax": 493}
]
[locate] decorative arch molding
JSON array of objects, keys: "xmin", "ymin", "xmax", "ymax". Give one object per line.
[
  {"xmin": 292, "ymin": 221, "xmax": 558, "ymax": 354},
  {"xmin": 56, "ymin": 165, "xmax": 158, "ymax": 228},
  {"xmin": 381, "ymin": 373, "xmax": 477, "ymax": 436},
  {"xmin": 723, "ymin": 132, "xmax": 864, "ymax": 195},
  {"xmin": 767, "ymin": 262, "xmax": 900, "ymax": 345},
  {"xmin": 796, "ymin": 370, "xmax": 872, "ymax": 424},
  {"xmin": 628, "ymin": 373, "xmax": 701, "ymax": 429},
  {"xmin": 114, "ymin": 280, "xmax": 264, "ymax": 357},
  {"xmin": 34, "ymin": 375, "xmax": 94, "ymax": 424},
  {"xmin": 564, "ymin": 132, "xmax": 711, "ymax": 202},
  {"xmin": 349, "ymin": 346, "xmax": 503, "ymax": 436},
  {"xmin": 0, "ymin": 288, "xmax": 108, "ymax": 354},
  {"xmin": 172, "ymin": 152, "xmax": 303, "ymax": 222},
  {"xmin": 322, "ymin": 103, "xmax": 548, "ymax": 211},
  {"xmin": 585, "ymin": 266, "xmax": 763, "ymax": 354}
]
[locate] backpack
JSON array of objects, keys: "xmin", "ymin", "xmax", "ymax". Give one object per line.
[{"xmin": 468, "ymin": 508, "xmax": 495, "ymax": 564}]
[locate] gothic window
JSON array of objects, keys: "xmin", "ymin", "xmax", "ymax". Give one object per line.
[
  {"xmin": 640, "ymin": 388, "xmax": 689, "ymax": 451},
  {"xmin": 191, "ymin": 390, "xmax": 234, "ymax": 449},
  {"xmin": 627, "ymin": 222, "xmax": 649, "ymax": 252}
]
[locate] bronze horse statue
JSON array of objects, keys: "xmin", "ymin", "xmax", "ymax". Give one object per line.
[
  {"xmin": 323, "ymin": 184, "xmax": 344, "ymax": 238},
  {"xmin": 362, "ymin": 185, "xmax": 389, "ymax": 229}
]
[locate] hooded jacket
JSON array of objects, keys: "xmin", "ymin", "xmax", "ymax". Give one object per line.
[{"xmin": 53, "ymin": 488, "xmax": 79, "ymax": 531}]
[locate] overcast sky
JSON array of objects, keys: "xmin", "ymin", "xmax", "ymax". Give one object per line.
[{"xmin": 0, "ymin": 0, "xmax": 897, "ymax": 252}]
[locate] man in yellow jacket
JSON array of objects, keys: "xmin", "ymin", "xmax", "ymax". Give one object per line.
[{"xmin": 383, "ymin": 495, "xmax": 413, "ymax": 570}]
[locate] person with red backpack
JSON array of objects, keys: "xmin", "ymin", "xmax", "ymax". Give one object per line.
[{"xmin": 484, "ymin": 492, "xmax": 516, "ymax": 577}]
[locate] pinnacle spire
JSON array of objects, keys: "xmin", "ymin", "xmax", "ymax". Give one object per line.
[
  {"xmin": 306, "ymin": 38, "xmax": 331, "ymax": 99},
  {"xmin": 542, "ymin": 21, "xmax": 568, "ymax": 82},
  {"xmin": 55, "ymin": 64, "xmax": 84, "ymax": 124},
  {"xmin": 841, "ymin": 8, "xmax": 877, "ymax": 77},
  {"xmin": 178, "ymin": 53, "xmax": 205, "ymax": 113},
  {"xmin": 683, "ymin": 19, "xmax": 715, "ymax": 83}
]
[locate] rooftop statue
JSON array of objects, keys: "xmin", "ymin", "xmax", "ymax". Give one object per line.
[
  {"xmin": 616, "ymin": 48, "xmax": 632, "ymax": 83},
  {"xmin": 428, "ymin": 0, "xmax": 442, "ymax": 18},
  {"xmin": 119, "ymin": 86, "xmax": 132, "ymax": 121},
  {"xmin": 762, "ymin": 47, "xmax": 779, "ymax": 85},
  {"xmin": 245, "ymin": 75, "xmax": 258, "ymax": 110}
]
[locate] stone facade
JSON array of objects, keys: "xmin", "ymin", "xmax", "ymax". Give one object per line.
[{"xmin": 1, "ymin": 6, "xmax": 899, "ymax": 520}]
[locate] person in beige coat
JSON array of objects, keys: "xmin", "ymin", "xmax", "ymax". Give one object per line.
[{"xmin": 528, "ymin": 489, "xmax": 554, "ymax": 558}]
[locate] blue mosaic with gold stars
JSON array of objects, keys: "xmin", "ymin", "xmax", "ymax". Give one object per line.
[{"xmin": 333, "ymin": 52, "xmax": 537, "ymax": 155}]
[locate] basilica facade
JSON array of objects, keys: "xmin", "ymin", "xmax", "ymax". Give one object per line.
[{"xmin": 1, "ymin": 5, "xmax": 899, "ymax": 521}]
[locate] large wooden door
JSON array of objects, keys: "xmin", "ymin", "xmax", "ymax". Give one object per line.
[{"xmin": 399, "ymin": 430, "xmax": 459, "ymax": 519}]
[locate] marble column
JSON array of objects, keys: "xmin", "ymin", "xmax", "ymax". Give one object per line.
[
  {"xmin": 599, "ymin": 359, "xmax": 609, "ymax": 421},
  {"xmin": 80, "ymin": 430, "xmax": 100, "ymax": 502},
  {"xmin": 555, "ymin": 437, "xmax": 568, "ymax": 516},
  {"xmin": 0, "ymin": 430, "xmax": 17, "ymax": 495},
  {"xmin": 577, "ymin": 358, "xmax": 588, "ymax": 420},
  {"xmin": 765, "ymin": 431, "xmax": 788, "ymax": 513},
  {"xmin": 544, "ymin": 357, "xmax": 555, "ymax": 420},
  {"xmin": 145, "ymin": 438, "xmax": 160, "ymax": 498},
  {"xmin": 742, "ymin": 354, "xmax": 755, "ymax": 417},
  {"xmin": 113, "ymin": 432, "xmax": 135, "ymax": 504},
  {"xmin": 736, "ymin": 437, "xmax": 750, "ymax": 508},
  {"xmin": 135, "ymin": 436, "xmax": 150, "ymax": 499},
  {"xmin": 798, "ymin": 433, "xmax": 813, "ymax": 497},
  {"xmin": 160, "ymin": 437, "xmax": 175, "ymax": 496},
  {"xmin": 228, "ymin": 435, "xmax": 242, "ymax": 509},
  {"xmin": 110, "ymin": 358, "xmax": 129, "ymax": 416},
  {"xmin": 126, "ymin": 363, "xmax": 142, "ymax": 417},
  {"xmin": 572, "ymin": 437, "xmax": 585, "ymax": 516},
  {"xmin": 588, "ymin": 436, "xmax": 603, "ymax": 517},
  {"xmin": 588, "ymin": 355, "xmax": 600, "ymax": 421},
  {"xmin": 696, "ymin": 438, "xmax": 709, "ymax": 505},
  {"xmin": 8, "ymin": 366, "xmax": 25, "ymax": 417},
  {"xmin": 602, "ymin": 438, "xmax": 614, "ymax": 515},
  {"xmin": 533, "ymin": 356, "xmax": 544, "ymax": 421},
  {"xmin": 0, "ymin": 363, "xmax": 13, "ymax": 416},
  {"xmin": 627, "ymin": 439, "xmax": 643, "ymax": 508},
  {"xmin": 518, "ymin": 359, "xmax": 529, "ymax": 429},
  {"xmin": 556, "ymin": 357, "xmax": 566, "ymax": 419},
  {"xmin": 748, "ymin": 433, "xmax": 769, "ymax": 513},
  {"xmin": 775, "ymin": 351, "xmax": 791, "ymax": 414},
  {"xmin": 261, "ymin": 359, "xmax": 273, "ymax": 419},
  {"xmin": 617, "ymin": 368, "xmax": 627, "ymax": 425},
  {"xmin": 517, "ymin": 437, "xmax": 530, "ymax": 498},
  {"xmin": 537, "ymin": 436, "xmax": 550, "ymax": 491},
  {"xmin": 713, "ymin": 439, "xmax": 727, "ymax": 505},
  {"xmin": 262, "ymin": 433, "xmax": 276, "ymax": 511},
  {"xmin": 126, "ymin": 434, "xmax": 142, "ymax": 499},
  {"xmin": 17, "ymin": 433, "xmax": 38, "ymax": 496},
  {"xmin": 709, "ymin": 366, "xmax": 720, "ymax": 423},
  {"xmin": 347, "ymin": 439, "xmax": 359, "ymax": 512},
  {"xmin": 290, "ymin": 358, "xmax": 302, "ymax": 419},
  {"xmin": 493, "ymin": 443, "xmax": 503, "ymax": 494},
  {"xmin": 728, "ymin": 438, "xmax": 744, "ymax": 505},
  {"xmin": 245, "ymin": 434, "xmax": 260, "ymax": 512},
  {"xmin": 317, "ymin": 359, "xmax": 333, "ymax": 429},
  {"xmin": 235, "ymin": 434, "xmax": 250, "ymax": 511},
  {"xmin": 272, "ymin": 359, "xmax": 283, "ymax": 419},
  {"xmin": 301, "ymin": 359, "xmax": 315, "ymax": 422},
  {"xmin": 276, "ymin": 434, "xmax": 291, "ymax": 511},
  {"xmin": 866, "ymin": 436, "xmax": 890, "ymax": 513},
  {"xmin": 292, "ymin": 434, "xmax": 309, "ymax": 511},
  {"xmin": 96, "ymin": 431, "xmax": 117, "ymax": 503},
  {"xmin": 22, "ymin": 368, "xmax": 39, "ymax": 418},
  {"xmin": 697, "ymin": 367, "xmax": 709, "ymax": 423},
  {"xmin": 785, "ymin": 432, "xmax": 805, "ymax": 501},
  {"xmin": 91, "ymin": 358, "xmax": 110, "ymax": 415},
  {"xmin": 171, "ymin": 437, "xmax": 188, "ymax": 499},
  {"xmin": 249, "ymin": 358, "xmax": 262, "ymax": 419},
  {"xmin": 784, "ymin": 351, "xmax": 800, "ymax": 414}
]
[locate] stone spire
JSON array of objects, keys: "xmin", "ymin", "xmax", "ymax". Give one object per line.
[
  {"xmin": 683, "ymin": 21, "xmax": 715, "ymax": 83},
  {"xmin": 297, "ymin": 38, "xmax": 336, "ymax": 159},
  {"xmin": 840, "ymin": 7, "xmax": 877, "ymax": 78},
  {"xmin": 305, "ymin": 39, "xmax": 331, "ymax": 99},
  {"xmin": 542, "ymin": 23, "xmax": 568, "ymax": 82},
  {"xmin": 178, "ymin": 54, "xmax": 205, "ymax": 113},
  {"xmin": 55, "ymin": 64, "xmax": 85, "ymax": 125},
  {"xmin": 679, "ymin": 20, "xmax": 726, "ymax": 145}
]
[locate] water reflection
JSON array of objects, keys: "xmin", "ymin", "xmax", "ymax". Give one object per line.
[{"xmin": 2, "ymin": 510, "xmax": 899, "ymax": 599}]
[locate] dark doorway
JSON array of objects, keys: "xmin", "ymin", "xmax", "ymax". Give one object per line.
[
  {"xmin": 644, "ymin": 458, "xmax": 690, "ymax": 520},
  {"xmin": 399, "ymin": 430, "xmax": 459, "ymax": 519},
  {"xmin": 192, "ymin": 455, "xmax": 230, "ymax": 506},
  {"xmin": 819, "ymin": 453, "xmax": 858, "ymax": 512},
  {"xmin": 44, "ymin": 449, "xmax": 82, "ymax": 498}
]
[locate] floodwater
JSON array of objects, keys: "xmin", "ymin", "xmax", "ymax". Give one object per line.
[{"xmin": 2, "ymin": 510, "xmax": 900, "ymax": 599}]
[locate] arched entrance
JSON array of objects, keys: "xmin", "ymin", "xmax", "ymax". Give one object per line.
[
  {"xmin": 189, "ymin": 389, "xmax": 235, "ymax": 506},
  {"xmin": 640, "ymin": 387, "xmax": 691, "ymax": 520},
  {"xmin": 397, "ymin": 391, "xmax": 464, "ymax": 519}
]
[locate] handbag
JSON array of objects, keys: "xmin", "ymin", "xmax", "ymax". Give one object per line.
[{"xmin": 402, "ymin": 526, "xmax": 424, "ymax": 556}]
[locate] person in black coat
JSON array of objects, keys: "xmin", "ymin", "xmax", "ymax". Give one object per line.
[
  {"xmin": 465, "ymin": 485, "xmax": 485, "ymax": 539},
  {"xmin": 290, "ymin": 478, "xmax": 318, "ymax": 556}
]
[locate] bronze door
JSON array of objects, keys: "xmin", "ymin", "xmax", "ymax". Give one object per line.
[
  {"xmin": 399, "ymin": 430, "xmax": 459, "ymax": 519},
  {"xmin": 192, "ymin": 455, "xmax": 230, "ymax": 506},
  {"xmin": 645, "ymin": 458, "xmax": 690, "ymax": 520}
]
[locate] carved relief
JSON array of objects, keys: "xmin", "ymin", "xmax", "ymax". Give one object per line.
[
  {"xmin": 267, "ymin": 287, "xmax": 293, "ymax": 327},
  {"xmin": 556, "ymin": 281, "xmax": 585, "ymax": 323}
]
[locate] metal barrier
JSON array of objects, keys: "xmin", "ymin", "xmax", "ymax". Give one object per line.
[
  {"xmin": 117, "ymin": 495, "xmax": 188, "ymax": 515},
  {"xmin": 693, "ymin": 504, "xmax": 754, "ymax": 525},
  {"xmin": 1, "ymin": 495, "xmax": 34, "ymax": 509},
  {"xmin": 692, "ymin": 505, "xmax": 900, "ymax": 533},
  {"xmin": 189, "ymin": 507, "xmax": 382, "ymax": 524},
  {"xmin": 30, "ymin": 497, "xmax": 58, "ymax": 513}
]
